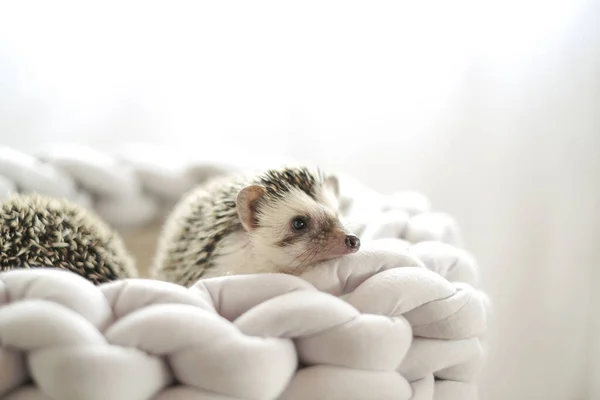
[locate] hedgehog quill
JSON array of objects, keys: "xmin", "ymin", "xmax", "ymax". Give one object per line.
[
  {"xmin": 0, "ymin": 193, "xmax": 137, "ymax": 284},
  {"xmin": 152, "ymin": 166, "xmax": 361, "ymax": 287}
]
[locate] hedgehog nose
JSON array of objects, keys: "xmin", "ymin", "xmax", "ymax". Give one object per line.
[{"xmin": 345, "ymin": 234, "xmax": 360, "ymax": 250}]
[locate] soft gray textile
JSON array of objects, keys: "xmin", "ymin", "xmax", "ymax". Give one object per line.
[{"xmin": 0, "ymin": 175, "xmax": 489, "ymax": 400}]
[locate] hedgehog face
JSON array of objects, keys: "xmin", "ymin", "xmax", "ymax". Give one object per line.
[{"xmin": 236, "ymin": 181, "xmax": 360, "ymax": 274}]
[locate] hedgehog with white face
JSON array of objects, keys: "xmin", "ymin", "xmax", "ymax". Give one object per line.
[{"xmin": 151, "ymin": 166, "xmax": 360, "ymax": 287}]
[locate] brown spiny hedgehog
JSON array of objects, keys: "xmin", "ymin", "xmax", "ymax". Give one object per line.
[
  {"xmin": 0, "ymin": 193, "xmax": 137, "ymax": 284},
  {"xmin": 151, "ymin": 166, "xmax": 361, "ymax": 286}
]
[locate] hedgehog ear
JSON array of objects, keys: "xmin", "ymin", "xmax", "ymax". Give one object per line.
[
  {"xmin": 236, "ymin": 185, "xmax": 266, "ymax": 231},
  {"xmin": 324, "ymin": 175, "xmax": 340, "ymax": 199}
]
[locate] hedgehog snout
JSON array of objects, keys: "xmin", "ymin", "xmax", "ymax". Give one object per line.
[
  {"xmin": 322, "ymin": 226, "xmax": 361, "ymax": 258},
  {"xmin": 345, "ymin": 234, "xmax": 360, "ymax": 251}
]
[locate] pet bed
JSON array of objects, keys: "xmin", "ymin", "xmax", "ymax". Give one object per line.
[{"xmin": 0, "ymin": 143, "xmax": 490, "ymax": 400}]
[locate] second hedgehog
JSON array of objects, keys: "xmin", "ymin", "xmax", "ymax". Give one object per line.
[{"xmin": 152, "ymin": 166, "xmax": 361, "ymax": 287}]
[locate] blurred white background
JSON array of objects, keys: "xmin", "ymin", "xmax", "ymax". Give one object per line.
[{"xmin": 1, "ymin": 0, "xmax": 599, "ymax": 398}]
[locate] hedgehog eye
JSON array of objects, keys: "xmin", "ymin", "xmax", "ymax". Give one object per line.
[{"xmin": 291, "ymin": 216, "xmax": 308, "ymax": 231}]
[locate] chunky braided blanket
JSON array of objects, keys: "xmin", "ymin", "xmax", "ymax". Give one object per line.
[{"xmin": 0, "ymin": 143, "xmax": 490, "ymax": 400}]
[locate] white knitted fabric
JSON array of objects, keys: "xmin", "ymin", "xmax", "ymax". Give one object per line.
[
  {"xmin": 0, "ymin": 143, "xmax": 464, "ymax": 240},
  {"xmin": 0, "ymin": 143, "xmax": 241, "ymax": 228},
  {"xmin": 0, "ymin": 143, "xmax": 490, "ymax": 400},
  {"xmin": 0, "ymin": 239, "xmax": 487, "ymax": 400}
]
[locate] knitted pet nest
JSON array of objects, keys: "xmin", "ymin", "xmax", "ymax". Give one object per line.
[{"xmin": 0, "ymin": 144, "xmax": 490, "ymax": 400}]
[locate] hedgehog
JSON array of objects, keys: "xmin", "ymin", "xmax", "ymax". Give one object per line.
[
  {"xmin": 151, "ymin": 166, "xmax": 361, "ymax": 287},
  {"xmin": 0, "ymin": 193, "xmax": 137, "ymax": 284}
]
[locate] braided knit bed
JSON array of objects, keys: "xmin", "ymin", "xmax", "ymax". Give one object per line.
[{"xmin": 0, "ymin": 143, "xmax": 490, "ymax": 400}]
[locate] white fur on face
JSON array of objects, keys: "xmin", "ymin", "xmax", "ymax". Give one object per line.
[
  {"xmin": 249, "ymin": 187, "xmax": 339, "ymax": 272},
  {"xmin": 207, "ymin": 180, "xmax": 345, "ymax": 277}
]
